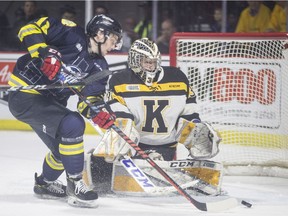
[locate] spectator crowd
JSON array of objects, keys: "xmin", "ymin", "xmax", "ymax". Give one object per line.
[{"xmin": 0, "ymin": 1, "xmax": 287, "ymax": 54}]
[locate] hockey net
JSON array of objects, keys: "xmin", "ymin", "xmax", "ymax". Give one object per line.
[{"xmin": 170, "ymin": 33, "xmax": 288, "ymax": 178}]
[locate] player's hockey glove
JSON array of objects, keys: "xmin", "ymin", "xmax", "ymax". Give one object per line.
[
  {"xmin": 92, "ymin": 110, "xmax": 115, "ymax": 129},
  {"xmin": 38, "ymin": 46, "xmax": 62, "ymax": 80}
]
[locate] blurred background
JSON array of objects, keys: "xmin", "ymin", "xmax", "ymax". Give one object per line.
[{"xmin": 0, "ymin": 0, "xmax": 283, "ymax": 52}]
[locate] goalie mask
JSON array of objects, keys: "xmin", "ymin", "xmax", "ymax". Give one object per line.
[
  {"xmin": 128, "ymin": 38, "xmax": 162, "ymax": 86},
  {"xmin": 86, "ymin": 14, "xmax": 123, "ymax": 50}
]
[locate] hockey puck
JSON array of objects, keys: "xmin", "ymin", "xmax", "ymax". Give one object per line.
[{"xmin": 241, "ymin": 200, "xmax": 252, "ymax": 208}]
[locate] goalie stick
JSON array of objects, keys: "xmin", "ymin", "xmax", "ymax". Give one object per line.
[
  {"xmin": 0, "ymin": 67, "xmax": 112, "ymax": 92},
  {"xmin": 70, "ymin": 87, "xmax": 242, "ymax": 212}
]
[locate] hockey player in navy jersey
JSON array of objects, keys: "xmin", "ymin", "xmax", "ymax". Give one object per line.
[
  {"xmin": 8, "ymin": 14, "xmax": 122, "ymax": 207},
  {"xmin": 87, "ymin": 38, "xmax": 221, "ymax": 194}
]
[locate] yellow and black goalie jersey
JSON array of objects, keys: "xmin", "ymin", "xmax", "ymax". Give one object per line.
[{"xmin": 107, "ymin": 66, "xmax": 200, "ymax": 146}]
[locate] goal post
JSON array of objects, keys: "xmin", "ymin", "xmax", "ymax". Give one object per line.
[{"xmin": 170, "ymin": 32, "xmax": 288, "ymax": 177}]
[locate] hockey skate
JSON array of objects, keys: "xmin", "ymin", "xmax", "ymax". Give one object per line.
[
  {"xmin": 33, "ymin": 173, "xmax": 67, "ymax": 199},
  {"xmin": 66, "ymin": 177, "xmax": 98, "ymax": 208}
]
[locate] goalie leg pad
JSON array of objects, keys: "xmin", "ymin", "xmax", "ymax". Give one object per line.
[
  {"xmin": 83, "ymin": 151, "xmax": 113, "ymax": 193},
  {"xmin": 152, "ymin": 159, "xmax": 222, "ymax": 192},
  {"xmin": 111, "ymin": 158, "xmax": 223, "ymax": 196}
]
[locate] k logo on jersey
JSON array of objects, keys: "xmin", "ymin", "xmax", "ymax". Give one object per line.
[{"xmin": 142, "ymin": 99, "xmax": 169, "ymax": 133}]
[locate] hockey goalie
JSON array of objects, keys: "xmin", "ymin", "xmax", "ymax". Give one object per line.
[{"xmin": 85, "ymin": 38, "xmax": 222, "ymax": 197}]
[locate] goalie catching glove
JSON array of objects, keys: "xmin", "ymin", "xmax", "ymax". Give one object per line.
[
  {"xmin": 176, "ymin": 118, "xmax": 221, "ymax": 159},
  {"xmin": 93, "ymin": 118, "xmax": 140, "ymax": 162}
]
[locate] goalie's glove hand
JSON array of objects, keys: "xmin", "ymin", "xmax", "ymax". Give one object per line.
[
  {"xmin": 176, "ymin": 118, "xmax": 221, "ymax": 159},
  {"xmin": 188, "ymin": 122, "xmax": 221, "ymax": 159},
  {"xmin": 92, "ymin": 111, "xmax": 115, "ymax": 129},
  {"xmin": 38, "ymin": 46, "xmax": 62, "ymax": 80}
]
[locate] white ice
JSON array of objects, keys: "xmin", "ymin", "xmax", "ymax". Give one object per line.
[{"xmin": 0, "ymin": 130, "xmax": 288, "ymax": 216}]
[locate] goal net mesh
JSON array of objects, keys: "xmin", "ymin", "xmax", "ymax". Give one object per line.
[{"xmin": 170, "ymin": 33, "xmax": 288, "ymax": 177}]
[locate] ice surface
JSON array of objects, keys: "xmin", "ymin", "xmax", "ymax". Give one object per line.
[{"xmin": 0, "ymin": 131, "xmax": 288, "ymax": 216}]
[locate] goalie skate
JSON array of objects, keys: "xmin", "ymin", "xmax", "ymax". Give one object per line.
[{"xmin": 66, "ymin": 177, "xmax": 98, "ymax": 208}]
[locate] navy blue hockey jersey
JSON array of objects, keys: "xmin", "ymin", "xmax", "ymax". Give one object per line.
[{"xmin": 8, "ymin": 17, "xmax": 109, "ymax": 105}]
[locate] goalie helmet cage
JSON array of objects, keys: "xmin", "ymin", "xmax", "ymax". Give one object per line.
[{"xmin": 170, "ymin": 32, "xmax": 288, "ymax": 178}]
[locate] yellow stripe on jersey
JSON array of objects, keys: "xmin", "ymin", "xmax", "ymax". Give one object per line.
[
  {"xmin": 111, "ymin": 92, "xmax": 126, "ymax": 106},
  {"xmin": 87, "ymin": 95, "xmax": 103, "ymax": 104},
  {"xmin": 77, "ymin": 95, "xmax": 103, "ymax": 118},
  {"xmin": 8, "ymin": 74, "xmax": 41, "ymax": 95},
  {"xmin": 59, "ymin": 142, "xmax": 84, "ymax": 156},
  {"xmin": 35, "ymin": 17, "xmax": 50, "ymax": 35},
  {"xmin": 28, "ymin": 43, "xmax": 47, "ymax": 58},
  {"xmin": 114, "ymin": 82, "xmax": 188, "ymax": 94},
  {"xmin": 45, "ymin": 152, "xmax": 64, "ymax": 170},
  {"xmin": 18, "ymin": 17, "xmax": 49, "ymax": 57},
  {"xmin": 77, "ymin": 101, "xmax": 88, "ymax": 115},
  {"xmin": 61, "ymin": 19, "xmax": 77, "ymax": 27},
  {"xmin": 18, "ymin": 24, "xmax": 43, "ymax": 42}
]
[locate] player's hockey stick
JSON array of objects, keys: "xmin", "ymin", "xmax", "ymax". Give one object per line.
[
  {"xmin": 69, "ymin": 87, "xmax": 242, "ymax": 212},
  {"xmin": 0, "ymin": 69, "xmax": 112, "ymax": 92}
]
